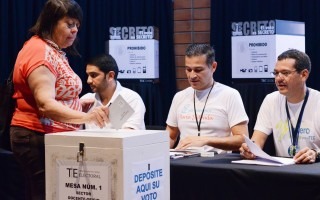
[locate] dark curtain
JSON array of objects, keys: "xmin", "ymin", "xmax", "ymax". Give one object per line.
[
  {"xmin": 0, "ymin": 1, "xmax": 44, "ymax": 80},
  {"xmin": 1, "ymin": 0, "xmax": 174, "ymax": 198},
  {"xmin": 211, "ymin": 0, "xmax": 320, "ymax": 154},
  {"xmin": 75, "ymin": 0, "xmax": 176, "ymax": 127},
  {"xmin": 0, "ymin": 0, "xmax": 175, "ymax": 127}
]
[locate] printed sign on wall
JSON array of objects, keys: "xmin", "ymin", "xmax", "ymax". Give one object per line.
[
  {"xmin": 231, "ymin": 20, "xmax": 305, "ymax": 79},
  {"xmin": 108, "ymin": 26, "xmax": 159, "ymax": 79}
]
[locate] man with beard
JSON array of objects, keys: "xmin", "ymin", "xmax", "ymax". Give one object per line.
[
  {"xmin": 240, "ymin": 49, "xmax": 320, "ymax": 164},
  {"xmin": 81, "ymin": 53, "xmax": 146, "ymax": 130}
]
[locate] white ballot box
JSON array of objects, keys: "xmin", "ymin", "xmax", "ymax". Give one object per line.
[{"xmin": 45, "ymin": 129, "xmax": 170, "ymax": 200}]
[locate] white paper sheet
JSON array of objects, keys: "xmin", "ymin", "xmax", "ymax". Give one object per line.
[
  {"xmin": 108, "ymin": 95, "xmax": 134, "ymax": 129},
  {"xmin": 232, "ymin": 135, "xmax": 295, "ymax": 166}
]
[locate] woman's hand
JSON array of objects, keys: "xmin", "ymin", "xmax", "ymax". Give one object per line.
[
  {"xmin": 86, "ymin": 106, "xmax": 109, "ymax": 128},
  {"xmin": 80, "ymin": 98, "xmax": 94, "ymax": 113}
]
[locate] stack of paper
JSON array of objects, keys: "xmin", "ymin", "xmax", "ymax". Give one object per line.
[{"xmin": 232, "ymin": 135, "xmax": 295, "ymax": 166}]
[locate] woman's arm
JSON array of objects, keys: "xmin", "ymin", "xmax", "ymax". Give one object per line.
[{"xmin": 28, "ymin": 66, "xmax": 108, "ymax": 127}]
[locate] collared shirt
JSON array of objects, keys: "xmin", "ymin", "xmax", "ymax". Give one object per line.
[{"xmin": 81, "ymin": 81, "xmax": 146, "ymax": 130}]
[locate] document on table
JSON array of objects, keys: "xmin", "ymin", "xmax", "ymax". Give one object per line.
[
  {"xmin": 108, "ymin": 95, "xmax": 134, "ymax": 129},
  {"xmin": 232, "ymin": 135, "xmax": 295, "ymax": 166},
  {"xmin": 183, "ymin": 146, "xmax": 214, "ymax": 153},
  {"xmin": 170, "ymin": 146, "xmax": 217, "ymax": 159},
  {"xmin": 169, "ymin": 149, "xmax": 201, "ymax": 159}
]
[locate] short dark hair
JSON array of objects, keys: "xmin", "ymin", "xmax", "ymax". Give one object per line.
[
  {"xmin": 87, "ymin": 54, "xmax": 119, "ymax": 80},
  {"xmin": 277, "ymin": 49, "xmax": 311, "ymax": 73},
  {"xmin": 29, "ymin": 0, "xmax": 83, "ymax": 56},
  {"xmin": 185, "ymin": 44, "xmax": 215, "ymax": 66}
]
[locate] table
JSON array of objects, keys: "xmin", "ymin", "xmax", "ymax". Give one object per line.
[{"xmin": 170, "ymin": 153, "xmax": 320, "ymax": 200}]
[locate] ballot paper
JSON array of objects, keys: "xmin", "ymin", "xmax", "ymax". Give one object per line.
[
  {"xmin": 108, "ymin": 95, "xmax": 134, "ymax": 129},
  {"xmin": 184, "ymin": 146, "xmax": 214, "ymax": 153},
  {"xmin": 169, "ymin": 149, "xmax": 200, "ymax": 159},
  {"xmin": 170, "ymin": 146, "xmax": 217, "ymax": 159},
  {"xmin": 232, "ymin": 135, "xmax": 295, "ymax": 166}
]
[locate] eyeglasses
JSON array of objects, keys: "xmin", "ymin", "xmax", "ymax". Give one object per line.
[{"xmin": 270, "ymin": 70, "xmax": 297, "ymax": 78}]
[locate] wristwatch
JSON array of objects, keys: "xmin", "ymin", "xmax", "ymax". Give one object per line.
[{"xmin": 312, "ymin": 149, "xmax": 320, "ymax": 162}]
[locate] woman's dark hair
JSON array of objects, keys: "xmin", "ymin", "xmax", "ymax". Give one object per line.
[{"xmin": 29, "ymin": 0, "xmax": 83, "ymax": 56}]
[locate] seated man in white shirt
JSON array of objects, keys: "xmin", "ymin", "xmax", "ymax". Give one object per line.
[
  {"xmin": 166, "ymin": 43, "xmax": 249, "ymax": 154},
  {"xmin": 240, "ymin": 49, "xmax": 320, "ymax": 164},
  {"xmin": 81, "ymin": 53, "xmax": 146, "ymax": 130}
]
